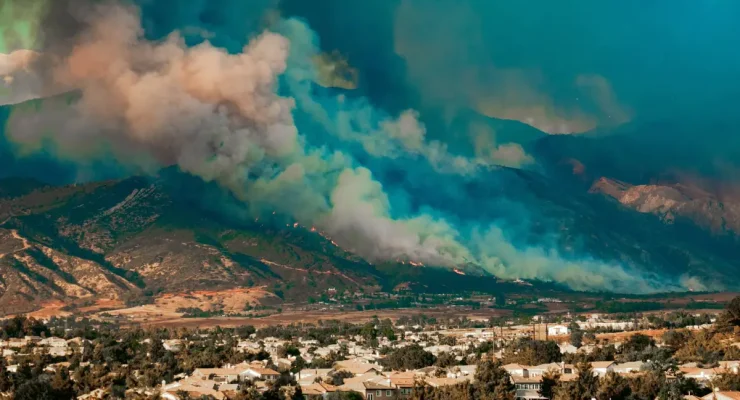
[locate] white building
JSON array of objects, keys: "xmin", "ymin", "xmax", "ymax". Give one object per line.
[
  {"xmin": 613, "ymin": 361, "xmax": 644, "ymax": 374},
  {"xmin": 590, "ymin": 361, "xmax": 615, "ymax": 376},
  {"xmin": 558, "ymin": 343, "xmax": 578, "ymax": 354},
  {"xmin": 547, "ymin": 325, "xmax": 570, "ymax": 336}
]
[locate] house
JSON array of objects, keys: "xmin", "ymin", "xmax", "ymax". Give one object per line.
[
  {"xmin": 590, "ymin": 361, "xmax": 615, "ymax": 376},
  {"xmin": 24, "ymin": 336, "xmax": 42, "ymax": 344},
  {"xmin": 296, "ymin": 368, "xmax": 333, "ymax": 385},
  {"xmin": 244, "ymin": 367, "xmax": 281, "ymax": 382},
  {"xmin": 39, "ymin": 337, "xmax": 68, "ymax": 348},
  {"xmin": 613, "ymin": 361, "xmax": 644, "ymax": 374},
  {"xmin": 48, "ymin": 346, "xmax": 71, "ymax": 357},
  {"xmin": 503, "ymin": 363, "xmax": 529, "ymax": 377},
  {"xmin": 528, "ymin": 363, "xmax": 563, "ymax": 377},
  {"xmin": 338, "ymin": 381, "xmax": 397, "ymax": 400},
  {"xmin": 701, "ymin": 391, "xmax": 740, "ymax": 400},
  {"xmin": 389, "ymin": 372, "xmax": 416, "ymax": 397},
  {"xmin": 558, "ymin": 343, "xmax": 578, "ymax": 354},
  {"xmin": 719, "ymin": 361, "xmax": 740, "ymax": 374},
  {"xmin": 161, "ymin": 378, "xmax": 225, "ymax": 400},
  {"xmin": 678, "ymin": 367, "xmax": 720, "ymax": 382},
  {"xmin": 547, "ymin": 325, "xmax": 570, "ymax": 336},
  {"xmin": 163, "ymin": 339, "xmax": 183, "ymax": 352},
  {"xmin": 192, "ymin": 367, "xmax": 242, "ymax": 383},
  {"xmin": 511, "ymin": 375, "xmax": 547, "ymax": 400},
  {"xmin": 424, "ymin": 377, "xmax": 469, "ymax": 388},
  {"xmin": 237, "ymin": 340, "xmax": 261, "ymax": 353},
  {"xmin": 301, "ymin": 382, "xmax": 338, "ymax": 399},
  {"xmin": 334, "ymin": 360, "xmax": 383, "ymax": 375},
  {"xmin": 6, "ymin": 339, "xmax": 25, "ymax": 348},
  {"xmin": 446, "ymin": 365, "xmax": 477, "ymax": 379},
  {"xmin": 44, "ymin": 362, "xmax": 71, "ymax": 373}
]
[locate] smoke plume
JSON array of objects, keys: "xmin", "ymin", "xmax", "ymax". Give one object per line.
[{"xmin": 2, "ymin": 0, "xmax": 726, "ymax": 293}]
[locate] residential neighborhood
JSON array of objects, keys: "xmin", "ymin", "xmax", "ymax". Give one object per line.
[{"xmin": 1, "ymin": 296, "xmax": 739, "ymax": 399}]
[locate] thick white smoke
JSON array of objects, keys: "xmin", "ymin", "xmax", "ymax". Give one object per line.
[{"xmin": 2, "ymin": 1, "xmax": 684, "ymax": 293}]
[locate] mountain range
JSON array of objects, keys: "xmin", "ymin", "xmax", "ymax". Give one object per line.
[{"xmin": 1, "ymin": 108, "xmax": 739, "ymax": 313}]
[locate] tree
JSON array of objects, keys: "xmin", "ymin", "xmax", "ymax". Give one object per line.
[
  {"xmin": 236, "ymin": 325, "xmax": 256, "ymax": 338},
  {"xmin": 713, "ymin": 372, "xmax": 740, "ymax": 391},
  {"xmin": 474, "ymin": 360, "xmax": 515, "ymax": 400},
  {"xmin": 568, "ymin": 321, "xmax": 582, "ymax": 348},
  {"xmin": 662, "ymin": 329, "xmax": 691, "ymax": 351},
  {"xmin": 627, "ymin": 369, "xmax": 665, "ymax": 400},
  {"xmin": 569, "ymin": 330, "xmax": 583, "ymax": 348},
  {"xmin": 716, "ymin": 296, "xmax": 740, "ymax": 333},
  {"xmin": 382, "ymin": 344, "xmax": 436, "ymax": 370},
  {"xmin": 727, "ymin": 296, "xmax": 740, "ymax": 321},
  {"xmin": 50, "ymin": 368, "xmax": 75, "ymax": 400},
  {"xmin": 555, "ymin": 361, "xmax": 598, "ymax": 400},
  {"xmin": 0, "ymin": 358, "xmax": 11, "ymax": 392},
  {"xmin": 502, "ymin": 338, "xmax": 561, "ymax": 365},
  {"xmin": 596, "ymin": 371, "xmax": 631, "ymax": 400},
  {"xmin": 434, "ymin": 352, "xmax": 458, "ymax": 368},
  {"xmin": 291, "ymin": 356, "xmax": 307, "ymax": 374},
  {"xmin": 329, "ymin": 370, "xmax": 355, "ymax": 386},
  {"xmin": 326, "ymin": 392, "xmax": 364, "ymax": 400},
  {"xmin": 277, "ymin": 344, "xmax": 300, "ymax": 358},
  {"xmin": 539, "ymin": 371, "xmax": 560, "ymax": 400},
  {"xmin": 14, "ymin": 378, "xmax": 55, "ymax": 400},
  {"xmin": 621, "ymin": 333, "xmax": 655, "ymax": 354},
  {"xmin": 495, "ymin": 293, "xmax": 506, "ymax": 307},
  {"xmin": 149, "ymin": 338, "xmax": 165, "ymax": 361}
]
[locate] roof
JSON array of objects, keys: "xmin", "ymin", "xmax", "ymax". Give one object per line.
[
  {"xmin": 390, "ymin": 377, "xmax": 415, "ymax": 388},
  {"xmin": 363, "ymin": 381, "xmax": 394, "ymax": 390},
  {"xmin": 163, "ymin": 380, "xmax": 225, "ymax": 400},
  {"xmin": 389, "ymin": 371, "xmax": 416, "ymax": 387},
  {"xmin": 591, "ymin": 361, "xmax": 615, "ymax": 368},
  {"xmin": 511, "ymin": 375, "xmax": 543, "ymax": 384},
  {"xmin": 424, "ymin": 377, "xmax": 468, "ymax": 387},
  {"xmin": 334, "ymin": 361, "xmax": 382, "ymax": 375},
  {"xmin": 502, "ymin": 363, "xmax": 527, "ymax": 370},
  {"xmin": 702, "ymin": 392, "xmax": 740, "ymax": 400},
  {"xmin": 301, "ymin": 382, "xmax": 338, "ymax": 395},
  {"xmin": 248, "ymin": 367, "xmax": 280, "ymax": 375},
  {"xmin": 532, "ymin": 363, "xmax": 562, "ymax": 371},
  {"xmin": 679, "ymin": 367, "xmax": 720, "ymax": 376},
  {"xmin": 299, "ymin": 368, "xmax": 332, "ymax": 376},
  {"xmin": 192, "ymin": 367, "xmax": 244, "ymax": 377},
  {"xmin": 614, "ymin": 361, "xmax": 644, "ymax": 369}
]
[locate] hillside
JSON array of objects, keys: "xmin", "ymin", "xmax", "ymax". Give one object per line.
[{"xmin": 0, "ymin": 175, "xmax": 546, "ymax": 314}]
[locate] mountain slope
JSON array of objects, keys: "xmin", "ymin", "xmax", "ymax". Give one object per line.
[{"xmin": 0, "ymin": 175, "xmax": 543, "ymax": 314}]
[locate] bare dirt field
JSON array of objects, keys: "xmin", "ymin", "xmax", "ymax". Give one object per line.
[
  {"xmin": 100, "ymin": 287, "xmax": 277, "ymax": 321},
  {"xmin": 26, "ymin": 301, "xmax": 72, "ymax": 319},
  {"xmin": 129, "ymin": 307, "xmax": 512, "ymax": 329}
]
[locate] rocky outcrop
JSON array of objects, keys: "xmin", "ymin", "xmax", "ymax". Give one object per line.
[{"xmin": 590, "ymin": 177, "xmax": 740, "ymax": 235}]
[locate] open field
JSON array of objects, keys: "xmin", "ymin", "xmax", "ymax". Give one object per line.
[
  {"xmin": 123, "ymin": 307, "xmax": 513, "ymax": 328},
  {"xmin": 26, "ymin": 301, "xmax": 73, "ymax": 319}
]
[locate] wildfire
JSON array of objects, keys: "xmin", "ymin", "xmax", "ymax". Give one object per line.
[
  {"xmin": 310, "ymin": 227, "xmax": 317, "ymax": 232},
  {"xmin": 293, "ymin": 223, "xmax": 299, "ymax": 228},
  {"xmin": 453, "ymin": 268, "xmax": 466, "ymax": 276},
  {"xmin": 409, "ymin": 261, "xmax": 424, "ymax": 267}
]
